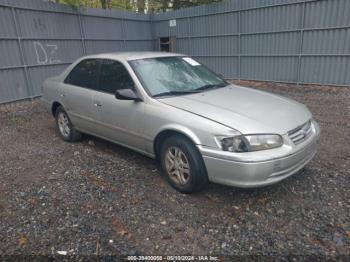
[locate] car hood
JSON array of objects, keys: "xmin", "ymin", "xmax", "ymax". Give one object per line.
[{"xmin": 157, "ymin": 84, "xmax": 312, "ymax": 134}]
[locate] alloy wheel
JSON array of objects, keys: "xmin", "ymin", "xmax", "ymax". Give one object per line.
[
  {"xmin": 57, "ymin": 112, "xmax": 71, "ymax": 138},
  {"xmin": 165, "ymin": 146, "xmax": 191, "ymax": 185}
]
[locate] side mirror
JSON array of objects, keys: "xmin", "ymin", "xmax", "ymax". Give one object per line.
[{"xmin": 115, "ymin": 89, "xmax": 142, "ymax": 102}]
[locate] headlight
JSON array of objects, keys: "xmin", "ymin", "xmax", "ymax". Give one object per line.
[{"xmin": 217, "ymin": 134, "xmax": 283, "ymax": 152}]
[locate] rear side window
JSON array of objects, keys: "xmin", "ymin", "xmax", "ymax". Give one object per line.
[
  {"xmin": 98, "ymin": 60, "xmax": 135, "ymax": 94},
  {"xmin": 65, "ymin": 59, "xmax": 99, "ymax": 89}
]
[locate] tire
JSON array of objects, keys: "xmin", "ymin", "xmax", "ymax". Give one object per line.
[
  {"xmin": 160, "ymin": 135, "xmax": 208, "ymax": 194},
  {"xmin": 55, "ymin": 106, "xmax": 82, "ymax": 142}
]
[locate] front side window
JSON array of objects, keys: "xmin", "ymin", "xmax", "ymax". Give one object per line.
[
  {"xmin": 65, "ymin": 59, "xmax": 99, "ymax": 89},
  {"xmin": 99, "ymin": 60, "xmax": 135, "ymax": 94},
  {"xmin": 129, "ymin": 56, "xmax": 227, "ymax": 97}
]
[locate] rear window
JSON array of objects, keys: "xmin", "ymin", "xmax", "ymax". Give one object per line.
[{"xmin": 65, "ymin": 59, "xmax": 99, "ymax": 89}]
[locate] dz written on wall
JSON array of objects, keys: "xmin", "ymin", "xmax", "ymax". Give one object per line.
[{"xmin": 33, "ymin": 41, "xmax": 61, "ymax": 65}]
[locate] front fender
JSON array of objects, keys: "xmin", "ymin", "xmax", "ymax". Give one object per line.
[{"xmin": 156, "ymin": 124, "xmax": 202, "ymax": 145}]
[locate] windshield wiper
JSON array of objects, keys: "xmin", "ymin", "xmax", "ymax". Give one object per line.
[
  {"xmin": 196, "ymin": 83, "xmax": 227, "ymax": 91},
  {"xmin": 153, "ymin": 90, "xmax": 200, "ymax": 98}
]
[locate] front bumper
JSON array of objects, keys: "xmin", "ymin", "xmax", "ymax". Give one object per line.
[{"xmin": 199, "ymin": 120, "xmax": 320, "ymax": 188}]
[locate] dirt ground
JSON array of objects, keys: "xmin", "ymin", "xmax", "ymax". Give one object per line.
[{"xmin": 0, "ymin": 81, "xmax": 349, "ymax": 259}]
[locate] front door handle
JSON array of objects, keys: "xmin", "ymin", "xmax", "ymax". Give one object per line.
[{"xmin": 93, "ymin": 102, "xmax": 102, "ymax": 107}]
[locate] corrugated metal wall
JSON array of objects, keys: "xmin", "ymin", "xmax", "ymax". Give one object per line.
[
  {"xmin": 0, "ymin": 0, "xmax": 152, "ymax": 104},
  {"xmin": 152, "ymin": 0, "xmax": 350, "ymax": 86},
  {"xmin": 1, "ymin": 0, "xmax": 349, "ymax": 104}
]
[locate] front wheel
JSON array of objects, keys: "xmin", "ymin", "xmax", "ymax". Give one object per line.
[
  {"xmin": 160, "ymin": 135, "xmax": 208, "ymax": 194},
  {"xmin": 55, "ymin": 106, "xmax": 82, "ymax": 142}
]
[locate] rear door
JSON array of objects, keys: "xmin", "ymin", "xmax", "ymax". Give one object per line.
[
  {"xmin": 92, "ymin": 59, "xmax": 146, "ymax": 151},
  {"xmin": 61, "ymin": 59, "xmax": 99, "ymax": 132}
]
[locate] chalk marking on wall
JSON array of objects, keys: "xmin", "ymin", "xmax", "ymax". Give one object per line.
[
  {"xmin": 46, "ymin": 44, "xmax": 60, "ymax": 64},
  {"xmin": 33, "ymin": 41, "xmax": 61, "ymax": 65}
]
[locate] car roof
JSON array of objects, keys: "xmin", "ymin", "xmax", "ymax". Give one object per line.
[{"xmin": 82, "ymin": 51, "xmax": 184, "ymax": 62}]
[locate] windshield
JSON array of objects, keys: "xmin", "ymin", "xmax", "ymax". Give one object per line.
[{"xmin": 129, "ymin": 56, "xmax": 227, "ymax": 97}]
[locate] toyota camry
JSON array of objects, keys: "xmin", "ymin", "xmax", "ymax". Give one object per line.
[{"xmin": 42, "ymin": 52, "xmax": 320, "ymax": 193}]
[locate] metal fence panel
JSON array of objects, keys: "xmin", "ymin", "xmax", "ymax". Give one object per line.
[
  {"xmin": 85, "ymin": 40, "xmax": 125, "ymax": 54},
  {"xmin": 194, "ymin": 56, "xmax": 239, "ymax": 79},
  {"xmin": 241, "ymin": 56, "xmax": 299, "ymax": 82},
  {"xmin": 0, "ymin": 69, "xmax": 28, "ymax": 103},
  {"xmin": 175, "ymin": 18, "xmax": 189, "ymax": 38},
  {"xmin": 153, "ymin": 0, "xmax": 350, "ymax": 86},
  {"xmin": 82, "ymin": 16, "xmax": 124, "ymax": 39},
  {"xmin": 0, "ymin": 0, "xmax": 153, "ymax": 104},
  {"xmin": 240, "ymin": 0, "xmax": 305, "ymax": 10},
  {"xmin": 16, "ymin": 9, "xmax": 81, "ymax": 39},
  {"xmin": 240, "ymin": 32, "xmax": 300, "ymax": 55},
  {"xmin": 125, "ymin": 20, "xmax": 152, "ymax": 40},
  {"xmin": 189, "ymin": 12, "xmax": 239, "ymax": 36},
  {"xmin": 22, "ymin": 40, "xmax": 84, "ymax": 66},
  {"xmin": 0, "ymin": 40, "xmax": 22, "ymax": 68},
  {"xmin": 302, "ymin": 28, "xmax": 350, "ymax": 54},
  {"xmin": 0, "ymin": 7, "xmax": 17, "ymax": 38},
  {"xmin": 300, "ymin": 56, "xmax": 350, "ymax": 85},
  {"xmin": 124, "ymin": 41, "xmax": 153, "ymax": 51},
  {"xmin": 240, "ymin": 4, "xmax": 302, "ymax": 33},
  {"xmin": 304, "ymin": 0, "xmax": 350, "ymax": 28},
  {"xmin": 176, "ymin": 38, "xmax": 191, "ymax": 54},
  {"xmin": 153, "ymin": 20, "xmax": 169, "ymax": 38},
  {"xmin": 190, "ymin": 36, "xmax": 239, "ymax": 56},
  {"xmin": 1, "ymin": 0, "xmax": 350, "ymax": 104}
]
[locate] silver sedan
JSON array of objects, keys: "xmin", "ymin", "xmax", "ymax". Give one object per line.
[{"xmin": 42, "ymin": 52, "xmax": 320, "ymax": 193}]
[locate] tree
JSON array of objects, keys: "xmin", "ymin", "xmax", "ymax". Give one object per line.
[
  {"xmin": 137, "ymin": 0, "xmax": 145, "ymax": 13},
  {"xmin": 49, "ymin": 0, "xmax": 225, "ymax": 13},
  {"xmin": 100, "ymin": 0, "xmax": 107, "ymax": 8},
  {"xmin": 172, "ymin": 0, "xmax": 223, "ymax": 10}
]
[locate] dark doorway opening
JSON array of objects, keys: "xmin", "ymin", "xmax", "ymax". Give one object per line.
[{"xmin": 159, "ymin": 37, "xmax": 176, "ymax": 52}]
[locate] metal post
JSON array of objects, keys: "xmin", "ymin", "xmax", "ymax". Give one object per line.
[
  {"xmin": 77, "ymin": 10, "xmax": 87, "ymax": 55},
  {"xmin": 122, "ymin": 1, "xmax": 128, "ymax": 50},
  {"xmin": 150, "ymin": 15, "xmax": 157, "ymax": 51},
  {"xmin": 187, "ymin": 17, "xmax": 191, "ymax": 54},
  {"xmin": 10, "ymin": 7, "xmax": 34, "ymax": 100},
  {"xmin": 297, "ymin": 0, "xmax": 307, "ymax": 85},
  {"xmin": 238, "ymin": 3, "xmax": 241, "ymax": 82}
]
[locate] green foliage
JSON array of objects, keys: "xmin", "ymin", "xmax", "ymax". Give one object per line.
[
  {"xmin": 53, "ymin": 0, "xmax": 131, "ymax": 10},
  {"xmin": 52, "ymin": 0, "xmax": 225, "ymax": 13},
  {"xmin": 172, "ymin": 0, "xmax": 223, "ymax": 10}
]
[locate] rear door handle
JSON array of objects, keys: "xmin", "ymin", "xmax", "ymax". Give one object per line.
[{"xmin": 93, "ymin": 101, "xmax": 102, "ymax": 107}]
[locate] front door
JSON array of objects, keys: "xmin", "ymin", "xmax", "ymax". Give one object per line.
[{"xmin": 92, "ymin": 59, "xmax": 145, "ymax": 151}]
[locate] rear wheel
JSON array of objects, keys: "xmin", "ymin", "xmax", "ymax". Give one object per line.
[
  {"xmin": 160, "ymin": 135, "xmax": 208, "ymax": 194},
  {"xmin": 55, "ymin": 106, "xmax": 82, "ymax": 142}
]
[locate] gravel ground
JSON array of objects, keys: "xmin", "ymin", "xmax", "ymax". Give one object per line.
[{"xmin": 0, "ymin": 81, "xmax": 349, "ymax": 258}]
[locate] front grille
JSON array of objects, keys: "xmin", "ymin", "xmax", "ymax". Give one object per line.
[{"xmin": 288, "ymin": 120, "xmax": 312, "ymax": 145}]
